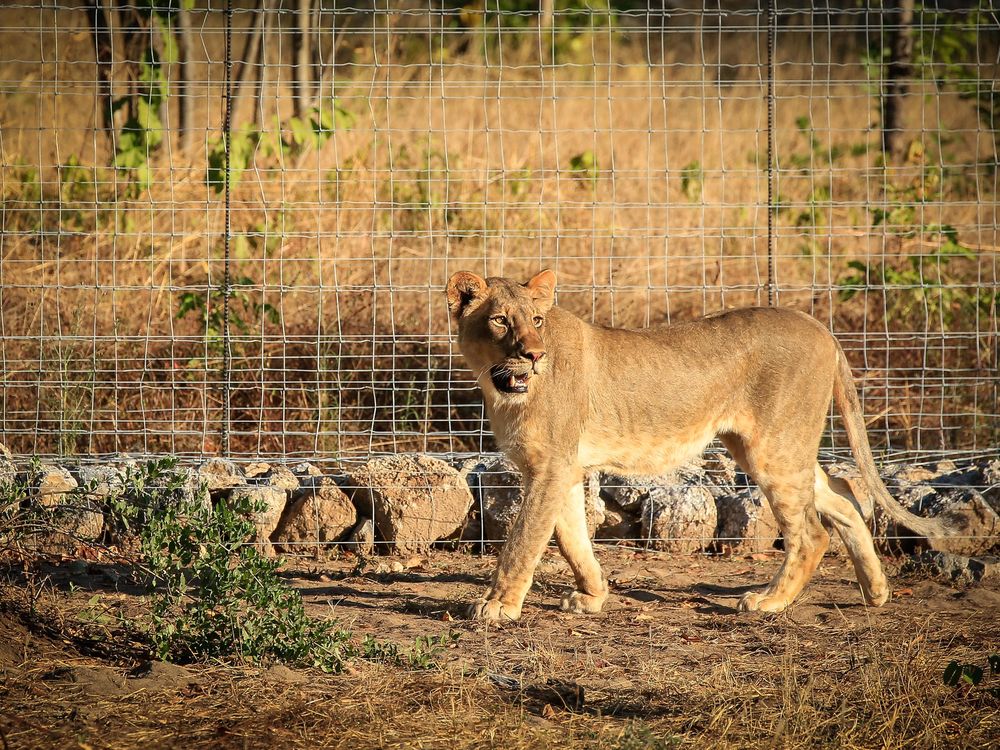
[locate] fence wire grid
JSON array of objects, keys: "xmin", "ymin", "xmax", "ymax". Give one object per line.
[{"xmin": 1, "ymin": 1, "xmax": 998, "ymax": 471}]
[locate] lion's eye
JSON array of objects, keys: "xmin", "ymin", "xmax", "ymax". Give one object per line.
[
  {"xmin": 490, "ymin": 315, "xmax": 508, "ymax": 328},
  {"xmin": 533, "ymin": 316, "xmax": 544, "ymax": 328}
]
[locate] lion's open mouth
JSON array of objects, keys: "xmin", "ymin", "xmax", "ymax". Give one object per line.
[{"xmin": 490, "ymin": 365, "xmax": 531, "ymax": 394}]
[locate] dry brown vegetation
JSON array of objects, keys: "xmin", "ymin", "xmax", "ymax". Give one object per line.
[
  {"xmin": 2, "ymin": 549, "xmax": 998, "ymax": 749},
  {"xmin": 1, "ymin": 7, "xmax": 997, "ymax": 459}
]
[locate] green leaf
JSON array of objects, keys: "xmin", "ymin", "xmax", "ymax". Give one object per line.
[
  {"xmin": 961, "ymin": 664, "xmax": 984, "ymax": 686},
  {"xmin": 943, "ymin": 660, "xmax": 963, "ymax": 686},
  {"xmin": 569, "ymin": 150, "xmax": 598, "ymax": 185},
  {"xmin": 680, "ymin": 161, "xmax": 703, "ymax": 202}
]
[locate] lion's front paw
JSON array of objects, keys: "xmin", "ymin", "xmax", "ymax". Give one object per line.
[
  {"xmin": 559, "ymin": 588, "xmax": 608, "ymax": 614},
  {"xmin": 862, "ymin": 580, "xmax": 890, "ymax": 607},
  {"xmin": 466, "ymin": 598, "xmax": 522, "ymax": 622},
  {"xmin": 738, "ymin": 591, "xmax": 789, "ymax": 613}
]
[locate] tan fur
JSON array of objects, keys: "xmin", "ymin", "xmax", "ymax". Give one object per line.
[{"xmin": 446, "ymin": 270, "xmax": 954, "ymax": 621}]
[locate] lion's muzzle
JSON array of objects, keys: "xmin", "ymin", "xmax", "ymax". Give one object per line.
[{"xmin": 489, "ymin": 352, "xmax": 546, "ymax": 394}]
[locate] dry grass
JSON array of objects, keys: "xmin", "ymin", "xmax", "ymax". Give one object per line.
[
  {"xmin": 1, "ymin": 12, "xmax": 997, "ymax": 457},
  {"xmin": 1, "ymin": 548, "xmax": 998, "ymax": 749}
]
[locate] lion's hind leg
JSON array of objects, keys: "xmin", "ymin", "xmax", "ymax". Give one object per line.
[
  {"xmin": 720, "ymin": 435, "xmax": 828, "ymax": 613},
  {"xmin": 738, "ymin": 473, "xmax": 829, "ymax": 613},
  {"xmin": 554, "ymin": 482, "xmax": 609, "ymax": 614},
  {"xmin": 813, "ymin": 465, "xmax": 890, "ymax": 606}
]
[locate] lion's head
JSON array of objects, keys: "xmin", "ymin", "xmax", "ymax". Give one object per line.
[{"xmin": 446, "ymin": 270, "xmax": 556, "ymax": 395}]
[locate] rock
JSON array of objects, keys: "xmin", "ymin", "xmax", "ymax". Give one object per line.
[
  {"xmin": 584, "ymin": 472, "xmax": 606, "ymax": 538},
  {"xmin": 714, "ymin": 488, "xmax": 779, "ymax": 554},
  {"xmin": 14, "ymin": 464, "xmax": 102, "ymax": 553},
  {"xmin": 101, "ymin": 464, "xmax": 211, "ymax": 548},
  {"xmin": 892, "ymin": 483, "xmax": 936, "ymax": 512},
  {"xmin": 904, "ymin": 551, "xmax": 1000, "ymax": 582},
  {"xmin": 602, "ymin": 464, "xmax": 706, "ymax": 513},
  {"xmin": 878, "ymin": 481, "xmax": 1000, "ymax": 555},
  {"xmin": 596, "ymin": 499, "xmax": 639, "ymax": 541},
  {"xmin": 639, "ymin": 485, "xmax": 717, "ymax": 553},
  {"xmin": 602, "ymin": 475, "xmax": 662, "ymax": 513},
  {"xmin": 29, "ymin": 464, "xmax": 78, "ymax": 508},
  {"xmin": 928, "ymin": 460, "xmax": 1000, "ymax": 515},
  {"xmin": 349, "ymin": 454, "xmax": 474, "ymax": 554},
  {"xmin": 264, "ymin": 664, "xmax": 310, "ymax": 684},
  {"xmin": 344, "ymin": 517, "xmax": 375, "ymax": 555},
  {"xmin": 881, "ymin": 463, "xmax": 941, "ymax": 488},
  {"xmin": 272, "ymin": 476, "xmax": 356, "ymax": 557},
  {"xmin": 702, "ymin": 453, "xmax": 747, "ymax": 499},
  {"xmin": 74, "ymin": 464, "xmax": 127, "ymax": 502},
  {"xmin": 983, "ymin": 460, "xmax": 1000, "ymax": 511},
  {"xmin": 476, "ymin": 457, "xmax": 523, "ymax": 544},
  {"xmin": 474, "ymin": 460, "xmax": 604, "ymax": 544},
  {"xmin": 196, "ymin": 458, "xmax": 244, "ymax": 493},
  {"xmin": 18, "ymin": 465, "xmax": 102, "ymax": 553},
  {"xmin": 246, "ymin": 463, "xmax": 299, "ymax": 493},
  {"xmin": 173, "ymin": 466, "xmax": 214, "ymax": 514},
  {"xmin": 128, "ymin": 660, "xmax": 196, "ymax": 692},
  {"xmin": 291, "ymin": 462, "xmax": 324, "ymax": 479},
  {"xmin": 229, "ymin": 485, "xmax": 288, "ymax": 557},
  {"xmin": 916, "ymin": 489, "xmax": 999, "ymax": 555},
  {"xmin": 34, "ymin": 497, "xmax": 105, "ymax": 554},
  {"xmin": 0, "ymin": 457, "xmax": 15, "ymax": 492}
]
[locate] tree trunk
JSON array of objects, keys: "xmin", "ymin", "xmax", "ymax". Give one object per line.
[
  {"xmin": 175, "ymin": 5, "xmax": 195, "ymax": 153},
  {"xmin": 253, "ymin": 1, "xmax": 272, "ymax": 129},
  {"xmin": 231, "ymin": 0, "xmax": 265, "ymax": 125},
  {"xmin": 293, "ymin": 0, "xmax": 313, "ymax": 118},
  {"xmin": 85, "ymin": 0, "xmax": 115, "ymax": 143},
  {"xmin": 539, "ymin": 0, "xmax": 554, "ymax": 31},
  {"xmin": 115, "ymin": 0, "xmax": 145, "ymax": 122},
  {"xmin": 882, "ymin": 0, "xmax": 915, "ymax": 158}
]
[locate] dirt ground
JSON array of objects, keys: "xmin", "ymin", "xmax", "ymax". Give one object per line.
[{"xmin": 2, "ymin": 547, "xmax": 998, "ymax": 749}]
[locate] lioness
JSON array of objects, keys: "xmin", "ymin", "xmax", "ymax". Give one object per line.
[{"xmin": 447, "ymin": 269, "xmax": 953, "ymax": 621}]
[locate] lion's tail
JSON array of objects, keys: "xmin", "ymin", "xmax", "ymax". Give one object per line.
[{"xmin": 831, "ymin": 340, "xmax": 954, "ymax": 541}]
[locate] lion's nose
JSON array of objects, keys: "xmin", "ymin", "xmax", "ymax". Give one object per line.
[{"xmin": 523, "ymin": 349, "xmax": 545, "ymax": 363}]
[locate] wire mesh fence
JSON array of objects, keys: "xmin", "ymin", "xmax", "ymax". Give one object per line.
[{"xmin": 1, "ymin": 1, "xmax": 997, "ymax": 470}]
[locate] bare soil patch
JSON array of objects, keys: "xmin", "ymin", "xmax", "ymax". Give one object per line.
[{"xmin": 1, "ymin": 548, "xmax": 997, "ymax": 749}]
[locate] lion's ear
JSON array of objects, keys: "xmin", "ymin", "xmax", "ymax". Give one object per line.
[
  {"xmin": 446, "ymin": 271, "xmax": 489, "ymax": 319},
  {"xmin": 525, "ymin": 269, "xmax": 556, "ymax": 313}
]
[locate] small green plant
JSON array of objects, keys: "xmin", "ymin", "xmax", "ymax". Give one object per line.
[
  {"xmin": 943, "ymin": 654, "xmax": 1000, "ymax": 697},
  {"xmin": 75, "ymin": 593, "xmax": 115, "ymax": 630},
  {"xmin": 680, "ymin": 161, "xmax": 703, "ymax": 202},
  {"xmin": 394, "ymin": 379, "xmax": 428, "ymax": 434},
  {"xmin": 616, "ymin": 720, "xmax": 681, "ymax": 749},
  {"xmin": 569, "ymin": 150, "xmax": 599, "ymax": 186},
  {"xmin": 112, "ymin": 13, "xmax": 178, "ymax": 198},
  {"xmin": 864, "ymin": 5, "xmax": 999, "ymax": 160},
  {"xmin": 4, "ymin": 459, "xmax": 430, "ymax": 674},
  {"xmin": 837, "ymin": 226, "xmax": 994, "ymax": 327},
  {"xmin": 175, "ymin": 276, "xmax": 281, "ymax": 356},
  {"xmin": 207, "ymin": 124, "xmax": 261, "ymax": 194},
  {"xmin": 361, "ymin": 630, "xmax": 460, "ymax": 670},
  {"xmin": 506, "ymin": 167, "xmax": 532, "ymax": 197},
  {"xmin": 456, "ymin": 1, "xmax": 618, "ymax": 62},
  {"xmin": 285, "ymin": 99, "xmax": 354, "ymax": 155},
  {"xmin": 207, "ymin": 99, "xmax": 354, "ymax": 194},
  {"xmin": 123, "ymin": 461, "xmax": 354, "ymax": 669},
  {"xmin": 793, "ymin": 185, "xmax": 830, "ymax": 256},
  {"xmin": 785, "ymin": 116, "xmax": 847, "ymax": 170},
  {"xmin": 57, "ymin": 155, "xmax": 110, "ymax": 231}
]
